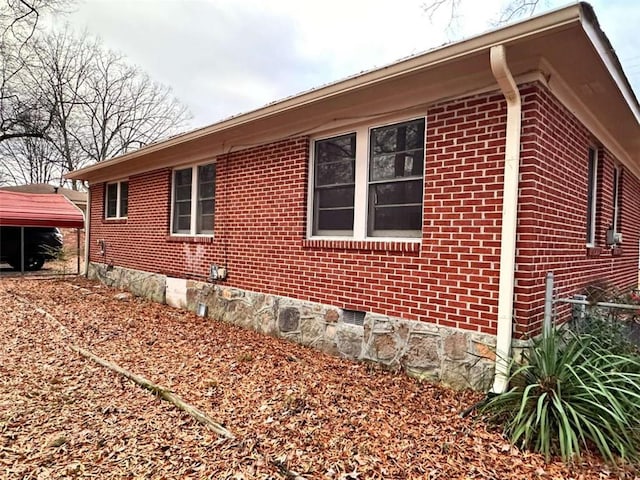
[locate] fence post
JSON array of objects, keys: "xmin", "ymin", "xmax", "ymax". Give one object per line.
[
  {"xmin": 572, "ymin": 294, "xmax": 587, "ymax": 324},
  {"xmin": 543, "ymin": 271, "xmax": 554, "ymax": 337}
]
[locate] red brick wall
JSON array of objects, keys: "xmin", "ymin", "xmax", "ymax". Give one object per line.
[
  {"xmin": 89, "ymin": 83, "xmax": 640, "ymax": 338},
  {"xmin": 514, "ymin": 85, "xmax": 640, "ymax": 336},
  {"xmin": 420, "ymin": 93, "xmax": 507, "ymax": 334},
  {"xmin": 90, "ymin": 89, "xmax": 512, "ymax": 336}
]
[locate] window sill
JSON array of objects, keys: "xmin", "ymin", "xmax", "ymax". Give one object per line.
[
  {"xmin": 166, "ymin": 235, "xmax": 214, "ymax": 244},
  {"xmin": 302, "ymin": 238, "xmax": 420, "ymax": 252},
  {"xmin": 103, "ymin": 218, "xmax": 127, "ymax": 224},
  {"xmin": 586, "ymin": 246, "xmax": 602, "ymax": 257}
]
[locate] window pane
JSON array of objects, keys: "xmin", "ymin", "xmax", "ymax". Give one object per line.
[
  {"xmin": 318, "ymin": 186, "xmax": 354, "ymax": 208},
  {"xmin": 176, "ymin": 215, "xmax": 191, "ymax": 232},
  {"xmin": 370, "ymin": 119, "xmax": 424, "ymax": 182},
  {"xmin": 175, "ymin": 168, "xmax": 192, "ymax": 201},
  {"xmin": 175, "ymin": 168, "xmax": 192, "ymax": 186},
  {"xmin": 106, "ymin": 183, "xmax": 117, "ymax": 218},
  {"xmin": 200, "ymin": 182, "xmax": 214, "ymax": 198},
  {"xmin": 372, "ymin": 180, "xmax": 423, "ymax": 205},
  {"xmin": 316, "ymin": 161, "xmax": 355, "ymax": 186},
  {"xmin": 612, "ymin": 166, "xmax": 621, "ymax": 232},
  {"xmin": 315, "ymin": 134, "xmax": 355, "ymax": 186},
  {"xmin": 371, "ymin": 205, "xmax": 422, "ymax": 232},
  {"xmin": 198, "ymin": 213, "xmax": 214, "ymax": 234},
  {"xmin": 120, "ymin": 181, "xmax": 129, "ymax": 217},
  {"xmin": 371, "ymin": 120, "xmax": 425, "ymax": 154},
  {"xmin": 318, "ymin": 208, "xmax": 354, "ymax": 231},
  {"xmin": 176, "ymin": 201, "xmax": 191, "ymax": 216},
  {"xmin": 316, "ymin": 134, "xmax": 355, "ymax": 164},
  {"xmin": 370, "ymin": 152, "xmax": 424, "ymax": 181},
  {"xmin": 175, "ymin": 185, "xmax": 191, "ymax": 202},
  {"xmin": 198, "ymin": 163, "xmax": 215, "ymax": 183},
  {"xmin": 198, "ymin": 199, "xmax": 214, "ymax": 221}
]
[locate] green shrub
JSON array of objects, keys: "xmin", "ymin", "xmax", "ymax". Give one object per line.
[
  {"xmin": 481, "ymin": 327, "xmax": 640, "ymax": 463},
  {"xmin": 572, "ymin": 308, "xmax": 639, "ymax": 357}
]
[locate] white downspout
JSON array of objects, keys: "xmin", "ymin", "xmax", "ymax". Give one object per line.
[
  {"xmin": 83, "ymin": 186, "xmax": 91, "ymax": 276},
  {"xmin": 490, "ymin": 45, "xmax": 522, "ymax": 394}
]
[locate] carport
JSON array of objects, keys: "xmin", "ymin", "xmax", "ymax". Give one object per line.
[{"xmin": 0, "ymin": 190, "xmax": 85, "ymax": 274}]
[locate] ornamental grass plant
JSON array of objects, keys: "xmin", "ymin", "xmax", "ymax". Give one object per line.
[{"xmin": 481, "ymin": 320, "xmax": 640, "ymax": 464}]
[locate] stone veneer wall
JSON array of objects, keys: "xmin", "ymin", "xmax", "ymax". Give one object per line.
[
  {"xmin": 88, "ymin": 262, "xmax": 166, "ymax": 303},
  {"xmin": 88, "ymin": 262, "xmax": 511, "ymax": 391}
]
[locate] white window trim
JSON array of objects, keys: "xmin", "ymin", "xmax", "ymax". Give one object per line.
[
  {"xmin": 612, "ymin": 164, "xmax": 621, "ymax": 234},
  {"xmin": 307, "ymin": 116, "xmax": 426, "ymax": 242},
  {"xmin": 586, "ymin": 148, "xmax": 598, "ymax": 247},
  {"xmin": 170, "ymin": 161, "xmax": 216, "ymax": 237},
  {"xmin": 105, "ymin": 179, "xmax": 128, "ymax": 219}
]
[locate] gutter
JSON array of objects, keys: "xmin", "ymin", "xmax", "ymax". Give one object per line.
[
  {"xmin": 490, "ymin": 45, "xmax": 522, "ymax": 394},
  {"xmin": 84, "ymin": 187, "xmax": 91, "ymax": 276}
]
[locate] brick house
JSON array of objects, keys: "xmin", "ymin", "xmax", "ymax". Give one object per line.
[{"xmin": 67, "ymin": 3, "xmax": 640, "ymax": 391}]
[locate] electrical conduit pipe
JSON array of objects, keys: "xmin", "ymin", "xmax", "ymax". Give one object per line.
[{"xmin": 490, "ymin": 44, "xmax": 522, "ymax": 394}]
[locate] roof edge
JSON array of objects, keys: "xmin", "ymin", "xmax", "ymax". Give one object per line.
[
  {"xmin": 66, "ymin": 3, "xmax": 585, "ymax": 181},
  {"xmin": 578, "ymin": 2, "xmax": 640, "ymax": 123}
]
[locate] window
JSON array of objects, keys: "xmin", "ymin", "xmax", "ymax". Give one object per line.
[
  {"xmin": 313, "ymin": 133, "xmax": 356, "ymax": 235},
  {"xmin": 172, "ymin": 163, "xmax": 215, "ymax": 235},
  {"xmin": 310, "ymin": 118, "xmax": 425, "ymax": 240},
  {"xmin": 368, "ymin": 120, "xmax": 424, "ymax": 237},
  {"xmin": 105, "ymin": 180, "xmax": 129, "ymax": 219},
  {"xmin": 612, "ymin": 164, "xmax": 621, "ymax": 233},
  {"xmin": 586, "ymin": 148, "xmax": 599, "ymax": 245}
]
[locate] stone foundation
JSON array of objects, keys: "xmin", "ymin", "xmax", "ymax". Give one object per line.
[
  {"xmin": 88, "ymin": 262, "xmax": 503, "ymax": 390},
  {"xmin": 87, "ymin": 262, "xmax": 166, "ymax": 303}
]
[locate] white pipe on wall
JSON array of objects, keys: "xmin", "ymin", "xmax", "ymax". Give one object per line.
[
  {"xmin": 490, "ymin": 45, "xmax": 522, "ymax": 394},
  {"xmin": 84, "ymin": 186, "xmax": 91, "ymax": 276}
]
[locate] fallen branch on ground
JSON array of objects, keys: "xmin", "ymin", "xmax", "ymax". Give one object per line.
[
  {"xmin": 69, "ymin": 342, "xmax": 235, "ymax": 439},
  {"xmin": 10, "ymin": 295, "xmax": 235, "ymax": 439},
  {"xmin": 11, "ymin": 294, "xmax": 314, "ymax": 478}
]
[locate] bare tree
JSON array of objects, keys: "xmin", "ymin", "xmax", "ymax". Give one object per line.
[
  {"xmin": 0, "ymin": 0, "xmax": 71, "ymax": 142},
  {"xmin": 0, "ymin": 135, "xmax": 62, "ymax": 185},
  {"xmin": 422, "ymin": 0, "xmax": 548, "ymax": 31},
  {"xmin": 79, "ymin": 47, "xmax": 191, "ymax": 164},
  {"xmin": 0, "ymin": 24, "xmax": 192, "ymax": 188},
  {"xmin": 24, "ymin": 28, "xmax": 95, "ymax": 188}
]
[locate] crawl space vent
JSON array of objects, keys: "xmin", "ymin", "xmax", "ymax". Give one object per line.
[{"xmin": 343, "ymin": 309, "xmax": 366, "ymax": 326}]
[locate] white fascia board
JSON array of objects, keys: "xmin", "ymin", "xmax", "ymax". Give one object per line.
[{"xmin": 580, "ymin": 11, "xmax": 640, "ymax": 125}]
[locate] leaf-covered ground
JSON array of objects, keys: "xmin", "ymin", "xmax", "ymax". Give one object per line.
[{"xmin": 0, "ymin": 277, "xmax": 634, "ymax": 479}]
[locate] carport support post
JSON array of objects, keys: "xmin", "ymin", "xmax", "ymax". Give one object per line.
[
  {"xmin": 20, "ymin": 226, "xmax": 24, "ymax": 275},
  {"xmin": 76, "ymin": 228, "xmax": 80, "ymax": 274}
]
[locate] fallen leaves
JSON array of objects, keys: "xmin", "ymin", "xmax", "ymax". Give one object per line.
[{"xmin": 0, "ymin": 277, "xmax": 637, "ymax": 479}]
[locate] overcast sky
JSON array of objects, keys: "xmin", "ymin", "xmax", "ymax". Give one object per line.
[{"xmin": 46, "ymin": 0, "xmax": 640, "ymax": 130}]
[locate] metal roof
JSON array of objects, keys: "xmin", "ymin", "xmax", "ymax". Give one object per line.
[
  {"xmin": 0, "ymin": 191, "xmax": 85, "ymax": 228},
  {"xmin": 0, "ymin": 184, "xmax": 87, "ymax": 205}
]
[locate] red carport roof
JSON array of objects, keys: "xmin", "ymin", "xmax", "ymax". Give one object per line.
[{"xmin": 0, "ymin": 191, "xmax": 84, "ymax": 228}]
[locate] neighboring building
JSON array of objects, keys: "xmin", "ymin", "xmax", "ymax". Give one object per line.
[{"xmin": 66, "ymin": 3, "xmax": 640, "ymax": 391}]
